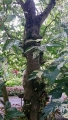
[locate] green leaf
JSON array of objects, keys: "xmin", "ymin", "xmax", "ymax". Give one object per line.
[
  {"xmin": 63, "ymin": 109, "xmax": 68, "ymax": 115},
  {"xmin": 54, "ymin": 56, "xmax": 64, "ymax": 63},
  {"xmin": 46, "ymin": 43, "xmax": 60, "ymax": 47},
  {"xmin": 5, "ymin": 107, "xmax": 25, "ymax": 119},
  {"xmin": 3, "ymin": 39, "xmax": 20, "ymax": 51},
  {"xmin": 50, "ymin": 89, "xmax": 62, "ymax": 99},
  {"xmin": 43, "ymin": 68, "xmax": 60, "ymax": 84},
  {"xmin": 3, "ymin": 39, "xmax": 13, "ymax": 51},
  {"xmin": 28, "ymin": 71, "xmax": 38, "ymax": 80},
  {"xmin": 6, "ymin": 15, "xmax": 16, "ymax": 22},
  {"xmin": 0, "ymin": 57, "xmax": 4, "ymax": 62},
  {"xmin": 0, "ymin": 24, "xmax": 4, "ymax": 30},
  {"xmin": 0, "ymin": 81, "xmax": 5, "ymax": 89},
  {"xmin": 57, "ymin": 61, "xmax": 65, "ymax": 70},
  {"xmin": 64, "ymin": 29, "xmax": 68, "ymax": 35},
  {"xmin": 24, "ymin": 46, "xmax": 37, "ymax": 54},
  {"xmin": 5, "ymin": 101, "xmax": 11, "ymax": 109},
  {"xmin": 40, "ymin": 102, "xmax": 56, "ymax": 120},
  {"xmin": 55, "ymin": 78, "xmax": 68, "ymax": 84},
  {"xmin": 63, "ymin": 100, "xmax": 68, "ymax": 104},
  {"xmin": 65, "ymin": 89, "xmax": 68, "ymax": 96},
  {"xmin": 0, "ymin": 114, "xmax": 3, "ymax": 120},
  {"xmin": 12, "ymin": 45, "xmax": 22, "ymax": 54},
  {"xmin": 42, "ymin": 102, "xmax": 56, "ymax": 113},
  {"xmin": 38, "ymin": 43, "xmax": 60, "ymax": 52},
  {"xmin": 28, "ymin": 70, "xmax": 42, "ymax": 81},
  {"xmin": 3, "ymin": 0, "xmax": 12, "ymax": 4},
  {"xmin": 0, "ymin": 68, "xmax": 4, "ymax": 76}
]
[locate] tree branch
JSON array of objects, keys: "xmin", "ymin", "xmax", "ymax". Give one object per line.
[
  {"xmin": 36, "ymin": 0, "xmax": 56, "ymax": 25},
  {"xmin": 43, "ymin": 15, "xmax": 58, "ymax": 36}
]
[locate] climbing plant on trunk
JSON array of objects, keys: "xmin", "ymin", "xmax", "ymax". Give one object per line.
[{"xmin": 16, "ymin": 0, "xmax": 56, "ymax": 120}]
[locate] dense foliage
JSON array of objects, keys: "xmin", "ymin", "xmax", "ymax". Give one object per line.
[{"xmin": 0, "ymin": 0, "xmax": 68, "ymax": 119}]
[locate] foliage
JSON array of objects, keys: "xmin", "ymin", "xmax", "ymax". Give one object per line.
[
  {"xmin": 4, "ymin": 102, "xmax": 25, "ymax": 120},
  {"xmin": 40, "ymin": 100, "xmax": 68, "ymax": 120},
  {"xmin": 5, "ymin": 75, "xmax": 22, "ymax": 87},
  {"xmin": 5, "ymin": 106, "xmax": 25, "ymax": 119},
  {"xmin": 0, "ymin": 81, "xmax": 25, "ymax": 120},
  {"xmin": 0, "ymin": 0, "xmax": 68, "ymax": 119}
]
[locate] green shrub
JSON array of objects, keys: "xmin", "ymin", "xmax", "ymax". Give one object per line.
[{"xmin": 6, "ymin": 77, "xmax": 22, "ymax": 87}]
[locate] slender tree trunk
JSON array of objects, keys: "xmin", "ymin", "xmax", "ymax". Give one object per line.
[
  {"xmin": 23, "ymin": 48, "xmax": 40, "ymax": 120},
  {"xmin": 2, "ymin": 85, "xmax": 9, "ymax": 103},
  {"xmin": 1, "ymin": 85, "xmax": 9, "ymax": 113},
  {"xmin": 17, "ymin": 0, "xmax": 56, "ymax": 120}
]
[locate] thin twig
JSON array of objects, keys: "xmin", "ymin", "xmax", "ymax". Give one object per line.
[
  {"xmin": 43, "ymin": 15, "xmax": 58, "ymax": 36},
  {"xmin": 4, "ymin": 26, "xmax": 21, "ymax": 40},
  {"xmin": 0, "ymin": 99, "xmax": 5, "ymax": 105}
]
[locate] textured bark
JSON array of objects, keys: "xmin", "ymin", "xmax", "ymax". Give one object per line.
[
  {"xmin": 23, "ymin": 49, "xmax": 40, "ymax": 120},
  {"xmin": 16, "ymin": 0, "xmax": 56, "ymax": 120},
  {"xmin": 22, "ymin": 48, "xmax": 49, "ymax": 120},
  {"xmin": 2, "ymin": 85, "xmax": 9, "ymax": 103},
  {"xmin": 17, "ymin": 0, "xmax": 55, "ymax": 42},
  {"xmin": 1, "ymin": 85, "xmax": 9, "ymax": 113}
]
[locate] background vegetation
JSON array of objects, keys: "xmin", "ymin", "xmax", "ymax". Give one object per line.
[{"xmin": 0, "ymin": 0, "xmax": 68, "ymax": 119}]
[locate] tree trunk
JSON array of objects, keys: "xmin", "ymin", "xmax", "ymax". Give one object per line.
[
  {"xmin": 23, "ymin": 48, "xmax": 40, "ymax": 120},
  {"xmin": 23, "ymin": 48, "xmax": 49, "ymax": 120},
  {"xmin": 17, "ymin": 0, "xmax": 56, "ymax": 120},
  {"xmin": 1, "ymin": 85, "xmax": 9, "ymax": 113},
  {"xmin": 2, "ymin": 85, "xmax": 9, "ymax": 103}
]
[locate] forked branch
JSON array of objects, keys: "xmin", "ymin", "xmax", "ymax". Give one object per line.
[{"xmin": 36, "ymin": 0, "xmax": 56, "ymax": 25}]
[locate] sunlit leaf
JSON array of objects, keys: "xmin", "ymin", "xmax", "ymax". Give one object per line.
[
  {"xmin": 38, "ymin": 43, "xmax": 60, "ymax": 52},
  {"xmin": 33, "ymin": 50, "xmax": 39, "ymax": 59},
  {"xmin": 28, "ymin": 71, "xmax": 38, "ymax": 80},
  {"xmin": 36, "ymin": 71, "xmax": 43, "ymax": 78},
  {"xmin": 57, "ymin": 61, "xmax": 65, "ymax": 70},
  {"xmin": 12, "ymin": 45, "xmax": 22, "ymax": 54}
]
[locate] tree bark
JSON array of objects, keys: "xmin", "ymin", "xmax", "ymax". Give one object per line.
[
  {"xmin": 17, "ymin": 0, "xmax": 56, "ymax": 120},
  {"xmin": 2, "ymin": 85, "xmax": 9, "ymax": 103},
  {"xmin": 23, "ymin": 49, "xmax": 40, "ymax": 120}
]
